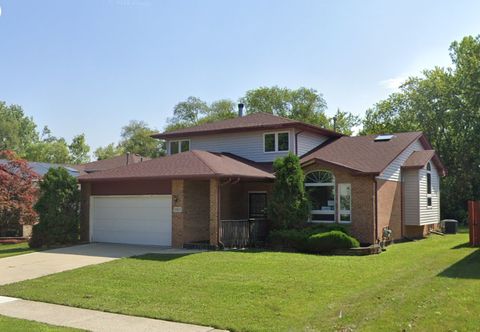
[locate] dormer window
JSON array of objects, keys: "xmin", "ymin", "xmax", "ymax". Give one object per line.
[
  {"xmin": 264, "ymin": 132, "xmax": 289, "ymax": 153},
  {"xmin": 170, "ymin": 139, "xmax": 190, "ymax": 155}
]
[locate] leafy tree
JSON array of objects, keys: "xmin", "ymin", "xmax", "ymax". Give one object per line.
[
  {"xmin": 0, "ymin": 102, "xmax": 38, "ymax": 156},
  {"xmin": 268, "ymin": 153, "xmax": 310, "ymax": 229},
  {"xmin": 0, "ymin": 151, "xmax": 39, "ymax": 236},
  {"xmin": 361, "ymin": 35, "xmax": 480, "ymax": 220},
  {"xmin": 200, "ymin": 99, "xmax": 236, "ymax": 123},
  {"xmin": 69, "ymin": 134, "xmax": 90, "ymax": 164},
  {"xmin": 241, "ymin": 86, "xmax": 359, "ymax": 134},
  {"xmin": 25, "ymin": 139, "xmax": 71, "ymax": 164},
  {"xmin": 119, "ymin": 120, "xmax": 164, "ymax": 158},
  {"xmin": 328, "ymin": 108, "xmax": 361, "ymax": 135},
  {"xmin": 165, "ymin": 97, "xmax": 236, "ymax": 131},
  {"xmin": 29, "ymin": 167, "xmax": 80, "ymax": 248},
  {"xmin": 94, "ymin": 143, "xmax": 124, "ymax": 160}
]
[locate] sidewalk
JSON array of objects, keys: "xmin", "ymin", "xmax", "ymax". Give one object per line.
[{"xmin": 0, "ymin": 296, "xmax": 226, "ymax": 332}]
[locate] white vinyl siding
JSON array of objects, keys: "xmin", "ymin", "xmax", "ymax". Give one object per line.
[
  {"xmin": 378, "ymin": 139, "xmax": 424, "ymax": 182},
  {"xmin": 166, "ymin": 129, "xmax": 295, "ymax": 162},
  {"xmin": 419, "ymin": 163, "xmax": 440, "ymax": 224},
  {"xmin": 296, "ymin": 131, "xmax": 329, "ymax": 156},
  {"xmin": 403, "ymin": 163, "xmax": 441, "ymax": 226},
  {"xmin": 403, "ymin": 169, "xmax": 420, "ymax": 225}
]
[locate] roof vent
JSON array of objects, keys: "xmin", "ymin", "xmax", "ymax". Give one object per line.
[{"xmin": 375, "ymin": 134, "xmax": 394, "ymax": 142}]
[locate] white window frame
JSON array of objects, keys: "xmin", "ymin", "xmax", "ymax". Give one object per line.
[
  {"xmin": 263, "ymin": 131, "xmax": 290, "ymax": 153},
  {"xmin": 426, "ymin": 162, "xmax": 432, "ymax": 209},
  {"xmin": 169, "ymin": 139, "xmax": 191, "ymax": 155},
  {"xmin": 305, "ymin": 170, "xmax": 336, "ymax": 223},
  {"xmin": 338, "ymin": 183, "xmax": 352, "ymax": 224}
]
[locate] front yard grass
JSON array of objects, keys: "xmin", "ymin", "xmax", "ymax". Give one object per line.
[
  {"xmin": 0, "ymin": 242, "xmax": 34, "ymax": 259},
  {"xmin": 0, "ymin": 232, "xmax": 478, "ymax": 331},
  {"xmin": 0, "ymin": 315, "xmax": 81, "ymax": 331}
]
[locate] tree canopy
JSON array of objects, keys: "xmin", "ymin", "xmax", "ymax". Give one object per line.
[
  {"xmin": 94, "ymin": 120, "xmax": 164, "ymax": 160},
  {"xmin": 165, "ymin": 97, "xmax": 236, "ymax": 132},
  {"xmin": 362, "ymin": 35, "xmax": 480, "ymax": 220},
  {"xmin": 0, "ymin": 103, "xmax": 91, "ymax": 164}
]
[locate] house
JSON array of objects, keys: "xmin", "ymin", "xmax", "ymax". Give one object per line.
[
  {"xmin": 74, "ymin": 153, "xmax": 149, "ymax": 175},
  {"xmin": 0, "ymin": 160, "xmax": 81, "ymax": 178},
  {"xmin": 78, "ymin": 110, "xmax": 445, "ymax": 247}
]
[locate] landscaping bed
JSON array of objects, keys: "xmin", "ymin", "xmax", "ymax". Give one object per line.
[{"xmin": 0, "ymin": 232, "xmax": 478, "ymax": 331}]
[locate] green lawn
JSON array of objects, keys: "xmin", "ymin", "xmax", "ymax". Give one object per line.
[
  {"xmin": 0, "ymin": 315, "xmax": 81, "ymax": 331},
  {"xmin": 0, "ymin": 232, "xmax": 478, "ymax": 332},
  {"xmin": 0, "ymin": 243, "xmax": 35, "ymax": 259}
]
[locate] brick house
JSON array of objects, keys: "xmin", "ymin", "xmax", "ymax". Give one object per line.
[{"xmin": 78, "ymin": 110, "xmax": 445, "ymax": 247}]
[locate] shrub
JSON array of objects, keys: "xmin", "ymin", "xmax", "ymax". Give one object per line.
[
  {"xmin": 306, "ymin": 231, "xmax": 360, "ymax": 253},
  {"xmin": 267, "ymin": 229, "xmax": 309, "ymax": 251},
  {"xmin": 268, "ymin": 153, "xmax": 310, "ymax": 230},
  {"xmin": 268, "ymin": 225, "xmax": 353, "ymax": 252},
  {"xmin": 29, "ymin": 167, "xmax": 80, "ymax": 248}
]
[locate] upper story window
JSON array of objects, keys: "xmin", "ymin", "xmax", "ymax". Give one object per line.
[
  {"xmin": 426, "ymin": 162, "xmax": 432, "ymax": 207},
  {"xmin": 170, "ymin": 140, "xmax": 190, "ymax": 155},
  {"xmin": 264, "ymin": 132, "xmax": 289, "ymax": 153}
]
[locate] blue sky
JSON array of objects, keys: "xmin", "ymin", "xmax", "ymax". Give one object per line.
[{"xmin": 1, "ymin": 0, "xmax": 479, "ymax": 153}]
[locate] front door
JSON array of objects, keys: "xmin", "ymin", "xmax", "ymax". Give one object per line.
[{"xmin": 249, "ymin": 192, "xmax": 267, "ymax": 219}]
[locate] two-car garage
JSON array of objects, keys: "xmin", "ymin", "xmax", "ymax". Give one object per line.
[{"xmin": 89, "ymin": 195, "xmax": 172, "ymax": 246}]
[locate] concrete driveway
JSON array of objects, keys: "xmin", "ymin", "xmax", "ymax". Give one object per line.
[{"xmin": 0, "ymin": 243, "xmax": 199, "ymax": 285}]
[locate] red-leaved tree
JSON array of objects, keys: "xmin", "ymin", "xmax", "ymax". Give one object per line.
[{"xmin": 0, "ymin": 150, "xmax": 39, "ymax": 236}]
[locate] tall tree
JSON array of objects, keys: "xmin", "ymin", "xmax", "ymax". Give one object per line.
[
  {"xmin": 0, "ymin": 102, "xmax": 38, "ymax": 156},
  {"xmin": 241, "ymin": 86, "xmax": 359, "ymax": 134},
  {"xmin": 94, "ymin": 143, "xmax": 123, "ymax": 160},
  {"xmin": 165, "ymin": 97, "xmax": 236, "ymax": 131},
  {"xmin": 119, "ymin": 120, "xmax": 164, "ymax": 158},
  {"xmin": 69, "ymin": 134, "xmax": 90, "ymax": 164},
  {"xmin": 362, "ymin": 35, "xmax": 480, "ymax": 220}
]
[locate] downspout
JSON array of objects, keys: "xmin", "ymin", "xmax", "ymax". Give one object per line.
[
  {"xmin": 217, "ymin": 179, "xmax": 224, "ymax": 249},
  {"xmin": 374, "ymin": 177, "xmax": 379, "ymax": 244},
  {"xmin": 295, "ymin": 130, "xmax": 303, "ymax": 155}
]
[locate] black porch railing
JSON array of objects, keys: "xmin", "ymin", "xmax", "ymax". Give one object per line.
[{"xmin": 219, "ymin": 218, "xmax": 269, "ymax": 248}]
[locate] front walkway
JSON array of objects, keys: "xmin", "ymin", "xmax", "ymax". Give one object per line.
[
  {"xmin": 0, "ymin": 296, "xmax": 224, "ymax": 332},
  {"xmin": 0, "ymin": 243, "xmax": 201, "ymax": 285}
]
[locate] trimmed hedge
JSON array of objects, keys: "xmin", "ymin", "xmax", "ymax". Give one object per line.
[
  {"xmin": 306, "ymin": 231, "xmax": 360, "ymax": 253},
  {"xmin": 267, "ymin": 225, "xmax": 358, "ymax": 253}
]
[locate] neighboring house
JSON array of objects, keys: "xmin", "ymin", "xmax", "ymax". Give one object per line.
[
  {"xmin": 78, "ymin": 111, "xmax": 445, "ymax": 247},
  {"xmin": 0, "ymin": 160, "xmax": 80, "ymax": 178},
  {"xmin": 74, "ymin": 153, "xmax": 149, "ymax": 175}
]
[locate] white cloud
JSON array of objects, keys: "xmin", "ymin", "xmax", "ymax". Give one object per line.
[{"xmin": 379, "ymin": 75, "xmax": 407, "ymax": 91}]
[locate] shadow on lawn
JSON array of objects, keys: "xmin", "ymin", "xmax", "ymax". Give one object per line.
[
  {"xmin": 130, "ymin": 253, "xmax": 197, "ymax": 262},
  {"xmin": 438, "ymin": 249, "xmax": 480, "ymax": 279},
  {"xmin": 0, "ymin": 247, "xmax": 32, "ymax": 255}
]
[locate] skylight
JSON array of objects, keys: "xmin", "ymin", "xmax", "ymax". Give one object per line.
[{"xmin": 374, "ymin": 134, "xmax": 394, "ymax": 141}]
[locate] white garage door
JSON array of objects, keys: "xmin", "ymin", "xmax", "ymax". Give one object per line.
[{"xmin": 91, "ymin": 195, "xmax": 172, "ymax": 246}]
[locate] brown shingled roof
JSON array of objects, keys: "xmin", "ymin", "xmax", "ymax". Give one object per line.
[
  {"xmin": 402, "ymin": 150, "xmax": 446, "ymax": 176},
  {"xmin": 78, "ymin": 150, "xmax": 275, "ymax": 182},
  {"xmin": 301, "ymin": 132, "xmax": 427, "ymax": 175},
  {"xmin": 74, "ymin": 154, "xmax": 149, "ymax": 174},
  {"xmin": 152, "ymin": 112, "xmax": 343, "ymax": 139}
]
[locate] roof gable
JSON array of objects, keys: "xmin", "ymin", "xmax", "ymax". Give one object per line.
[
  {"xmin": 301, "ymin": 132, "xmax": 425, "ymax": 174},
  {"xmin": 152, "ymin": 113, "xmax": 343, "ymax": 139},
  {"xmin": 402, "ymin": 150, "xmax": 446, "ymax": 176}
]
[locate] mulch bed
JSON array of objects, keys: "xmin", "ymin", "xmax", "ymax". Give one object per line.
[{"xmin": 0, "ymin": 237, "xmax": 29, "ymax": 244}]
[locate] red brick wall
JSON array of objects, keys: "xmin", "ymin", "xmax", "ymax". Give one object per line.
[
  {"xmin": 376, "ymin": 179, "xmax": 403, "ymax": 241},
  {"xmin": 303, "ymin": 162, "xmax": 377, "ymax": 244}
]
